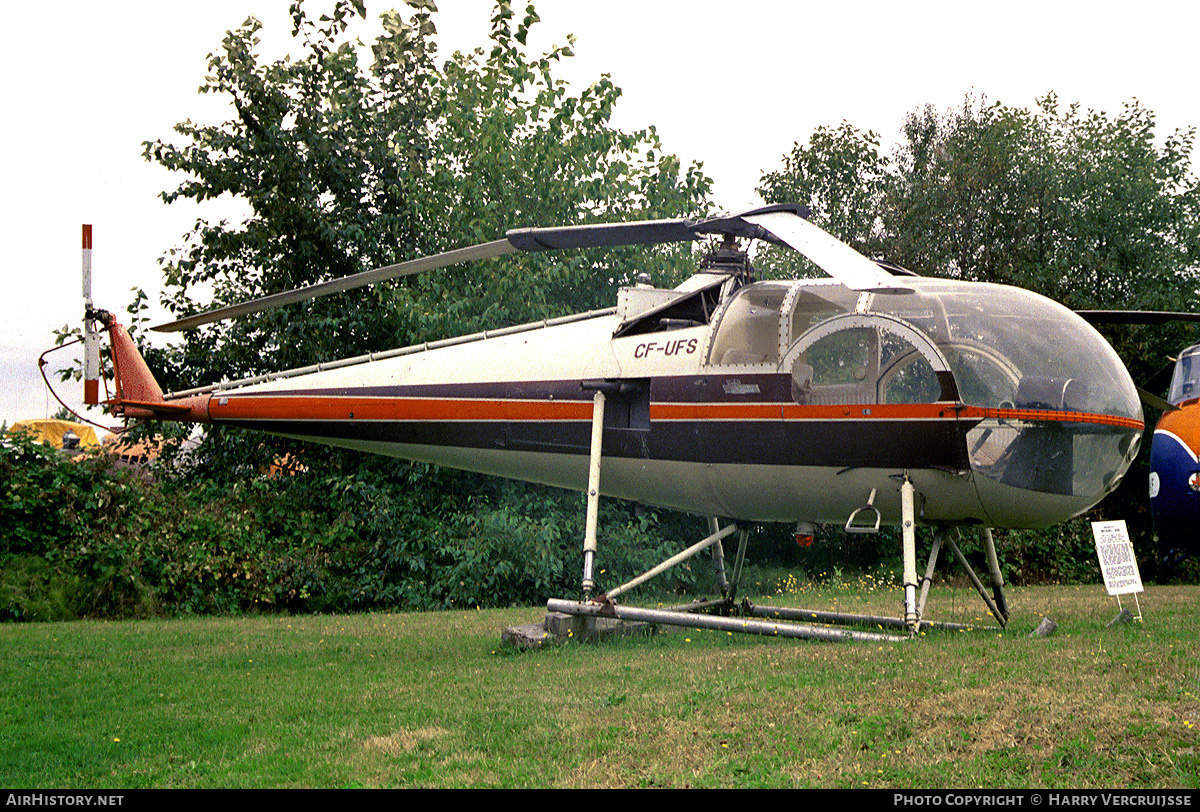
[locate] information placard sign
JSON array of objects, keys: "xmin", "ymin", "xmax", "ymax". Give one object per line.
[{"xmin": 1091, "ymin": 520, "xmax": 1144, "ymax": 596}]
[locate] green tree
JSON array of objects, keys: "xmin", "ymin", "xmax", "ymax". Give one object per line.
[
  {"xmin": 755, "ymin": 122, "xmax": 891, "ymax": 281},
  {"xmin": 143, "ymin": 0, "xmax": 710, "ymax": 391},
  {"xmin": 412, "ymin": 3, "xmax": 711, "ymax": 337},
  {"xmin": 884, "ymin": 98, "xmax": 1063, "ymax": 290},
  {"xmin": 144, "ymin": 1, "xmax": 431, "ymax": 385},
  {"xmin": 884, "ymin": 94, "xmax": 1200, "ymax": 314},
  {"xmin": 129, "ymin": 0, "xmax": 714, "ymax": 607},
  {"xmin": 757, "ymin": 121, "xmax": 891, "ymax": 257},
  {"xmin": 760, "ymin": 94, "xmax": 1200, "ymax": 317}
]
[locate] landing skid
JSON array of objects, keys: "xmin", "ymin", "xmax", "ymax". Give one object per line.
[
  {"xmin": 504, "ymin": 520, "xmax": 1010, "ymax": 648},
  {"xmin": 504, "ymin": 400, "xmax": 1009, "ymax": 648},
  {"xmin": 545, "ymin": 595, "xmax": 907, "ymax": 643}
]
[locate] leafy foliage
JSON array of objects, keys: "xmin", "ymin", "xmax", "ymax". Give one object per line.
[
  {"xmin": 761, "ymin": 93, "xmax": 1200, "ymax": 315},
  {"xmin": 757, "ymin": 122, "xmax": 892, "ymax": 258},
  {"xmin": 884, "ymin": 95, "xmax": 1200, "ymax": 314},
  {"xmin": 142, "ymin": 0, "xmax": 710, "ymax": 388},
  {"xmin": 1, "ymin": 430, "xmax": 701, "ymax": 621}
]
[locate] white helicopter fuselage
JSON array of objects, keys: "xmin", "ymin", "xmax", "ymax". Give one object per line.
[{"xmin": 185, "ymin": 273, "xmax": 1144, "ymax": 531}]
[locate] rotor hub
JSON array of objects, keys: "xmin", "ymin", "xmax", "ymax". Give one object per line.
[{"xmin": 699, "ymin": 237, "xmax": 752, "ymax": 280}]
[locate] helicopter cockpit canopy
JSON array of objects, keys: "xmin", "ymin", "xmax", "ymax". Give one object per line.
[
  {"xmin": 1167, "ymin": 343, "xmax": 1200, "ymax": 407},
  {"xmin": 707, "ymin": 278, "xmax": 1140, "ymax": 417},
  {"xmin": 871, "ymin": 280, "xmax": 1141, "ymax": 418},
  {"xmin": 706, "ymin": 277, "xmax": 1142, "ymax": 504}
]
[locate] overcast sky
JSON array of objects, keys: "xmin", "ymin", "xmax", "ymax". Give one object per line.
[{"xmin": 4, "ymin": 0, "xmax": 1198, "ymax": 429}]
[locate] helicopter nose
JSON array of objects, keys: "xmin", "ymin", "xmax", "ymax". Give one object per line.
[
  {"xmin": 964, "ymin": 404, "xmax": 1142, "ymax": 529},
  {"xmin": 859, "ymin": 277, "xmax": 1144, "ymax": 529}
]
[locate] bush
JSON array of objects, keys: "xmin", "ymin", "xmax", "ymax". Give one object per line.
[
  {"xmin": 1, "ymin": 429, "xmax": 706, "ymax": 620},
  {"xmin": 0, "ymin": 554, "xmax": 85, "ymax": 622},
  {"xmin": 5, "ymin": 424, "xmax": 1192, "ymax": 621}
]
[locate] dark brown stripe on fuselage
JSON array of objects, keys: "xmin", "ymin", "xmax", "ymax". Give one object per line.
[{"xmin": 209, "ymin": 373, "xmax": 976, "ymax": 469}]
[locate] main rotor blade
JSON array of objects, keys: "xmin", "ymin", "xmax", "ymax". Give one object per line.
[
  {"xmin": 1075, "ymin": 310, "xmax": 1200, "ymax": 325},
  {"xmin": 1138, "ymin": 387, "xmax": 1179, "ymax": 413},
  {"xmin": 151, "ymin": 204, "xmax": 823, "ymax": 332},
  {"xmin": 506, "ymin": 218, "xmax": 701, "ymax": 251},
  {"xmin": 504, "ymin": 204, "xmax": 812, "ymax": 251},
  {"xmin": 152, "ymin": 215, "xmax": 715, "ymax": 332},
  {"xmin": 151, "ymin": 239, "xmax": 516, "ymax": 333},
  {"xmin": 741, "ymin": 210, "xmax": 914, "ymax": 294}
]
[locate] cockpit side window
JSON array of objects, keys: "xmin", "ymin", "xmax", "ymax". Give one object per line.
[
  {"xmin": 787, "ymin": 287, "xmax": 859, "ymax": 344},
  {"xmin": 1168, "ymin": 345, "xmax": 1200, "ymax": 405},
  {"xmin": 783, "ymin": 313, "xmax": 955, "ymax": 406},
  {"xmin": 792, "ymin": 327, "xmax": 880, "ymax": 405},
  {"xmin": 707, "ymin": 282, "xmax": 791, "ymax": 367}
]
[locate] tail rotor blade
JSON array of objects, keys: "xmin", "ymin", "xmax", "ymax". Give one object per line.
[{"xmin": 82, "ymin": 225, "xmax": 101, "ymax": 405}]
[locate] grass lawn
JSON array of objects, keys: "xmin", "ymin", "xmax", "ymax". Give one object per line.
[{"xmin": 2, "ymin": 581, "xmax": 1197, "ymax": 788}]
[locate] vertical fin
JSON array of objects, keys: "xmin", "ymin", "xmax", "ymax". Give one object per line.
[{"xmin": 105, "ymin": 318, "xmax": 167, "ymax": 406}]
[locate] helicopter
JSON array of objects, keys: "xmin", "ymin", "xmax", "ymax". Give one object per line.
[
  {"xmin": 78, "ymin": 205, "xmax": 1151, "ymax": 640},
  {"xmin": 1064, "ymin": 309, "xmax": 1200, "ymax": 575},
  {"xmin": 1148, "ymin": 342, "xmax": 1200, "ymax": 563}
]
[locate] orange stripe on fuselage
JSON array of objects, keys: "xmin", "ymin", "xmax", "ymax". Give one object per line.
[
  {"xmin": 209, "ymin": 395, "xmax": 595, "ymax": 423},
  {"xmin": 656, "ymin": 403, "xmax": 1139, "ymax": 426},
  {"xmin": 957, "ymin": 406, "xmax": 1143, "ymax": 431},
  {"xmin": 649, "ymin": 402, "xmax": 962, "ymax": 421},
  {"xmin": 208, "ymin": 393, "xmax": 1140, "ymax": 430}
]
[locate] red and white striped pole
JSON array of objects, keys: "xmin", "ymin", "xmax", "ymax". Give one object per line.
[{"xmin": 82, "ymin": 224, "xmax": 100, "ymax": 405}]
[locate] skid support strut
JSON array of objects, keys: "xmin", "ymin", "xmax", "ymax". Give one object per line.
[
  {"xmin": 603, "ymin": 523, "xmax": 740, "ymax": 601},
  {"xmin": 946, "ymin": 529, "xmax": 1009, "ymax": 628},
  {"xmin": 916, "ymin": 528, "xmax": 945, "ymax": 622},
  {"xmin": 547, "ymin": 597, "xmax": 905, "ymax": 642},
  {"xmin": 982, "ymin": 528, "xmax": 1009, "ymax": 623},
  {"xmin": 901, "ymin": 476, "xmax": 920, "ymax": 635},
  {"xmin": 708, "ymin": 517, "xmax": 730, "ymax": 595},
  {"xmin": 581, "ymin": 390, "xmax": 605, "ymax": 594}
]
